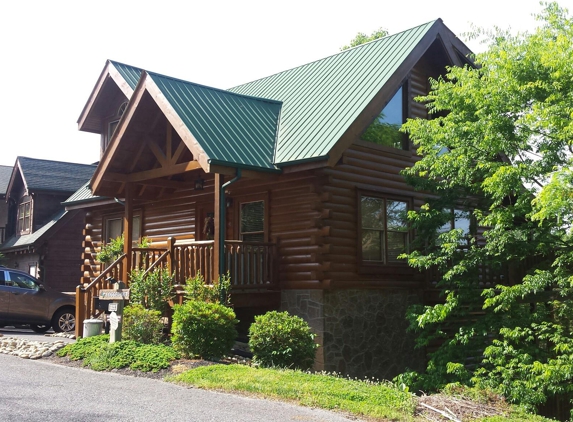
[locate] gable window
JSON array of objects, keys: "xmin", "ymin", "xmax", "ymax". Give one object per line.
[
  {"xmin": 18, "ymin": 201, "xmax": 31, "ymax": 234},
  {"xmin": 360, "ymin": 193, "xmax": 409, "ymax": 263},
  {"xmin": 103, "ymin": 101, "xmax": 128, "ymax": 152},
  {"xmin": 240, "ymin": 201, "xmax": 264, "ymax": 242},
  {"xmin": 104, "ymin": 215, "xmax": 141, "ymax": 246},
  {"xmin": 361, "ymin": 85, "xmax": 408, "ymax": 150}
]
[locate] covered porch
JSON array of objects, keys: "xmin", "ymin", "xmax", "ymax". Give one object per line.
[
  {"xmin": 74, "ymin": 68, "xmax": 283, "ymax": 337},
  {"xmin": 75, "ymin": 237, "xmax": 278, "ymax": 337}
]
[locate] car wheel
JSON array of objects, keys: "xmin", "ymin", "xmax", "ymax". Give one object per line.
[
  {"xmin": 52, "ymin": 309, "xmax": 76, "ymax": 333},
  {"xmin": 31, "ymin": 324, "xmax": 50, "ymax": 333}
]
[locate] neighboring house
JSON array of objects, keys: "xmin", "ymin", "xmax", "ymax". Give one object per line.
[
  {"xmin": 0, "ymin": 165, "xmax": 13, "ymax": 245},
  {"xmin": 0, "ymin": 157, "xmax": 96, "ymax": 291},
  {"xmin": 70, "ymin": 19, "xmax": 473, "ymax": 379}
]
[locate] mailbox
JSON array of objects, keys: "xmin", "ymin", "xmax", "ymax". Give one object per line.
[{"xmin": 98, "ymin": 282, "xmax": 129, "ymax": 343}]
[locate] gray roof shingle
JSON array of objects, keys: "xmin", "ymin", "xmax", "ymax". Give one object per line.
[
  {"xmin": 17, "ymin": 157, "xmax": 96, "ymax": 194},
  {"xmin": 0, "ymin": 165, "xmax": 12, "ymax": 196}
]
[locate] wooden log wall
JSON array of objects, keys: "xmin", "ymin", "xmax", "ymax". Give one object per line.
[
  {"xmin": 80, "ymin": 186, "xmax": 198, "ymax": 285},
  {"xmin": 314, "ymin": 60, "xmax": 435, "ymax": 290},
  {"xmin": 223, "ymin": 171, "xmax": 324, "ymax": 290}
]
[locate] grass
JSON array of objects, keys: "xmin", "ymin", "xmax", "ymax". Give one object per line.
[
  {"xmin": 56, "ymin": 335, "xmax": 556, "ymax": 421},
  {"xmin": 170, "ymin": 364, "xmax": 418, "ymax": 421}
]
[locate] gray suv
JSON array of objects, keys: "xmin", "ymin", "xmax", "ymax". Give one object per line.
[{"xmin": 0, "ymin": 266, "xmax": 75, "ymax": 333}]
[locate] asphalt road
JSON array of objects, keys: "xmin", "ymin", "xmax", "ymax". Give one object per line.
[{"xmin": 0, "ymin": 352, "xmax": 359, "ymax": 422}]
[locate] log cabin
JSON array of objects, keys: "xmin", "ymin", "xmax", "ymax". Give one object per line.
[
  {"xmin": 68, "ymin": 19, "xmax": 473, "ymax": 380},
  {"xmin": 1, "ymin": 157, "xmax": 96, "ymax": 291}
]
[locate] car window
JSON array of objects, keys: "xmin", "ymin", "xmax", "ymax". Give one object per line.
[
  {"xmin": 8, "ymin": 272, "xmax": 39, "ymax": 290},
  {"xmin": 0, "ymin": 271, "xmax": 5, "ymax": 285}
]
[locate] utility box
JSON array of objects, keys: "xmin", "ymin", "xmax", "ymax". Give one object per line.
[{"xmin": 83, "ymin": 319, "xmax": 103, "ymax": 337}]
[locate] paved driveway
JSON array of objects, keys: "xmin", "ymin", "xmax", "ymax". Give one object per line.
[
  {"xmin": 0, "ymin": 326, "xmax": 75, "ymax": 344},
  {"xmin": 0, "ymin": 353, "xmax": 359, "ymax": 422}
]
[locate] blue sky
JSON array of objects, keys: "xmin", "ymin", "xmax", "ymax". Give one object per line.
[{"xmin": 1, "ymin": 0, "xmax": 569, "ymax": 167}]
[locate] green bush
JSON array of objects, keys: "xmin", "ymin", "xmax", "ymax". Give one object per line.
[
  {"xmin": 96, "ymin": 235, "xmax": 124, "ymax": 264},
  {"xmin": 96, "ymin": 235, "xmax": 151, "ymax": 264},
  {"xmin": 57, "ymin": 334, "xmax": 110, "ymax": 359},
  {"xmin": 123, "ymin": 304, "xmax": 164, "ymax": 344},
  {"xmin": 129, "ymin": 267, "xmax": 174, "ymax": 313},
  {"xmin": 171, "ymin": 300, "xmax": 238, "ymax": 359},
  {"xmin": 249, "ymin": 311, "xmax": 318, "ymax": 370},
  {"xmin": 58, "ymin": 335, "xmax": 178, "ymax": 372},
  {"xmin": 184, "ymin": 272, "xmax": 231, "ymax": 306}
]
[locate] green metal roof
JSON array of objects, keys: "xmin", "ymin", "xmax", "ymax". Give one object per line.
[
  {"xmin": 63, "ymin": 181, "xmax": 101, "ymax": 206},
  {"xmin": 110, "ymin": 60, "xmax": 142, "ymax": 91},
  {"xmin": 229, "ymin": 20, "xmax": 437, "ymax": 165},
  {"xmin": 149, "ymin": 72, "xmax": 282, "ymax": 171},
  {"xmin": 102, "ymin": 20, "xmax": 441, "ymax": 171}
]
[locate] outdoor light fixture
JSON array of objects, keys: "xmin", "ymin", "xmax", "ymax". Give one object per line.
[{"xmin": 194, "ymin": 176, "xmax": 205, "ymax": 190}]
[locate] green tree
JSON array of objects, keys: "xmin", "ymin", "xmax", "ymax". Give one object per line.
[
  {"xmin": 399, "ymin": 2, "xmax": 573, "ymax": 413},
  {"xmin": 341, "ymin": 27, "xmax": 388, "ymax": 50}
]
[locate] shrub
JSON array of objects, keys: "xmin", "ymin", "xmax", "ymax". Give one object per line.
[
  {"xmin": 96, "ymin": 236, "xmax": 151, "ymax": 264},
  {"xmin": 96, "ymin": 235, "xmax": 124, "ymax": 264},
  {"xmin": 184, "ymin": 272, "xmax": 231, "ymax": 306},
  {"xmin": 171, "ymin": 300, "xmax": 238, "ymax": 359},
  {"xmin": 129, "ymin": 267, "xmax": 174, "ymax": 313},
  {"xmin": 249, "ymin": 311, "xmax": 318, "ymax": 370},
  {"xmin": 57, "ymin": 334, "xmax": 110, "ymax": 359},
  {"xmin": 123, "ymin": 304, "xmax": 164, "ymax": 344},
  {"xmin": 83, "ymin": 341, "xmax": 178, "ymax": 372}
]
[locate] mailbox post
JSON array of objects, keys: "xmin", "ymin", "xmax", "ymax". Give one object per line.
[{"xmin": 98, "ymin": 281, "xmax": 129, "ymax": 344}]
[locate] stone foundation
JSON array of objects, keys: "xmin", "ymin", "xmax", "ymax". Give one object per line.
[{"xmin": 281, "ymin": 289, "xmax": 424, "ymax": 381}]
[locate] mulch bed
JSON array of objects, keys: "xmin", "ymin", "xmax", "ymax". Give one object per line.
[{"xmin": 415, "ymin": 392, "xmax": 507, "ymax": 421}]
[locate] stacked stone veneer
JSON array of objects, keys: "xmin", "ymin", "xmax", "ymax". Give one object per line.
[{"xmin": 281, "ymin": 289, "xmax": 425, "ymax": 381}]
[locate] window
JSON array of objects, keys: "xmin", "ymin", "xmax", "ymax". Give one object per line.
[
  {"xmin": 8, "ymin": 271, "xmax": 38, "ymax": 290},
  {"xmin": 240, "ymin": 201, "xmax": 264, "ymax": 242},
  {"xmin": 361, "ymin": 85, "xmax": 407, "ymax": 150},
  {"xmin": 103, "ymin": 101, "xmax": 128, "ymax": 151},
  {"xmin": 360, "ymin": 194, "xmax": 409, "ymax": 263},
  {"xmin": 104, "ymin": 215, "xmax": 141, "ymax": 246},
  {"xmin": 438, "ymin": 209, "xmax": 473, "ymax": 244},
  {"xmin": 18, "ymin": 201, "xmax": 31, "ymax": 233}
]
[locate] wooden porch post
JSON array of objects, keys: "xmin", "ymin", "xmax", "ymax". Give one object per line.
[
  {"xmin": 122, "ymin": 183, "xmax": 133, "ymax": 283},
  {"xmin": 213, "ymin": 173, "xmax": 223, "ymax": 282}
]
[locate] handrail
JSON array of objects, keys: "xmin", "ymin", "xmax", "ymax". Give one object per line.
[
  {"xmin": 84, "ymin": 253, "xmax": 127, "ymax": 290},
  {"xmin": 142, "ymin": 250, "xmax": 170, "ymax": 278}
]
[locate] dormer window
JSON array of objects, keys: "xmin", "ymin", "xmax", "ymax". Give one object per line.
[
  {"xmin": 362, "ymin": 84, "xmax": 408, "ymax": 150},
  {"xmin": 18, "ymin": 200, "xmax": 31, "ymax": 234}
]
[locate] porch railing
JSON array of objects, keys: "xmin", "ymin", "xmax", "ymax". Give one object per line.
[{"xmin": 75, "ymin": 238, "xmax": 278, "ymax": 337}]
